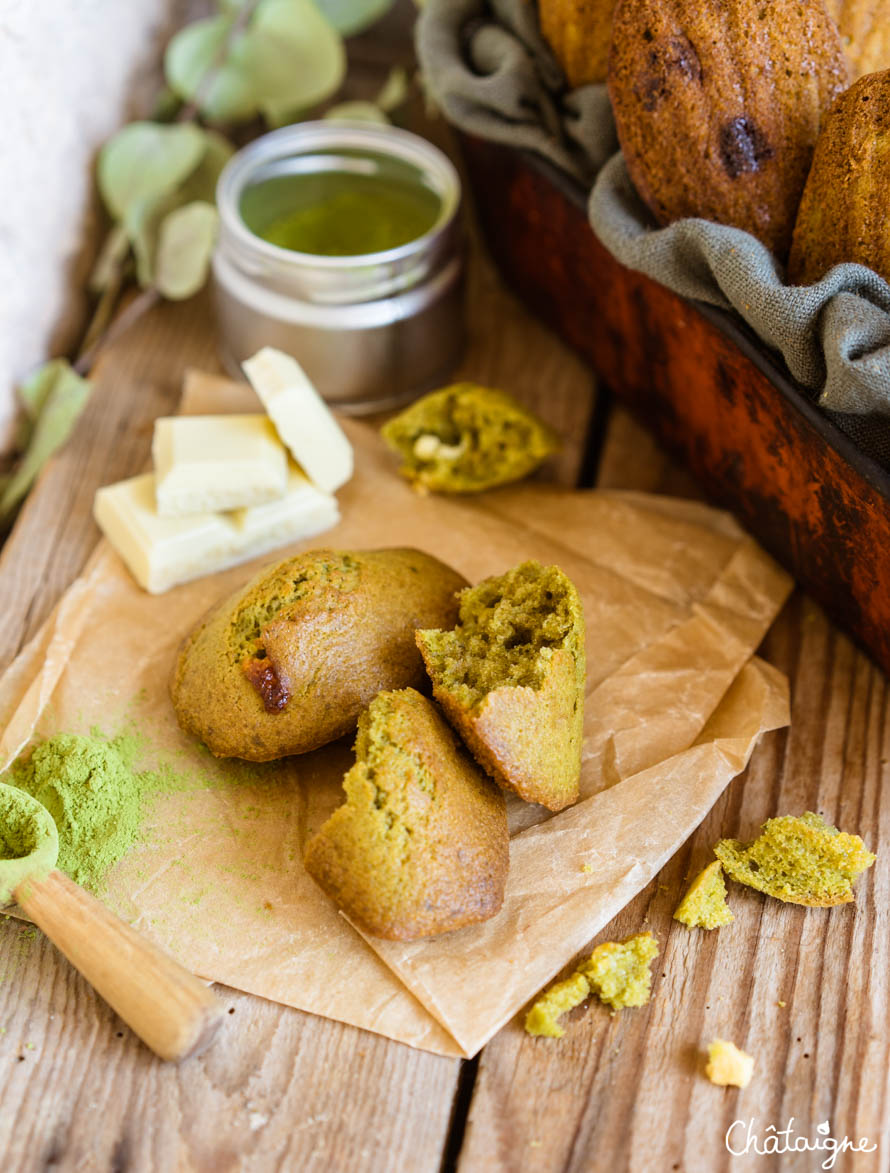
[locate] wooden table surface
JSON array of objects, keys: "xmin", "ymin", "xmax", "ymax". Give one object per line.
[{"xmin": 1, "ymin": 11, "xmax": 888, "ymax": 1173}]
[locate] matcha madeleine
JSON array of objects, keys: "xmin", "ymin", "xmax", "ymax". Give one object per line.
[
  {"xmin": 304, "ymin": 689, "xmax": 509, "ymax": 940},
  {"xmin": 417, "ymin": 561, "xmax": 586, "ymax": 811},
  {"xmin": 789, "ymin": 70, "xmax": 890, "ymax": 286},
  {"xmin": 381, "ymin": 383, "xmax": 559, "ymax": 494},
  {"xmin": 171, "ymin": 548, "xmax": 467, "ymax": 761},
  {"xmin": 608, "ymin": 0, "xmax": 848, "ymax": 258},
  {"xmin": 539, "ymin": 0, "xmax": 617, "ymax": 88},
  {"xmin": 823, "ymin": 0, "xmax": 890, "ymax": 81}
]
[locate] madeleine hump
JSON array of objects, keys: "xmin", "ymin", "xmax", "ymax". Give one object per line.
[{"xmin": 171, "ymin": 548, "xmax": 467, "ymax": 761}]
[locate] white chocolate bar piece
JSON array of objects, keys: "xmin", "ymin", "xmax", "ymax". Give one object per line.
[
  {"xmin": 93, "ymin": 471, "xmax": 339, "ymax": 594},
  {"xmin": 242, "ymin": 347, "xmax": 354, "ymax": 493},
  {"xmin": 152, "ymin": 414, "xmax": 288, "ymax": 517}
]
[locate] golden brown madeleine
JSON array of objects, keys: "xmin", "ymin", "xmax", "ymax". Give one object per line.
[
  {"xmin": 171, "ymin": 549, "xmax": 467, "ymax": 761},
  {"xmin": 608, "ymin": 0, "xmax": 848, "ymax": 259},
  {"xmin": 303, "ymin": 689, "xmax": 509, "ymax": 940},
  {"xmin": 789, "ymin": 71, "xmax": 890, "ymax": 285},
  {"xmin": 417, "ymin": 561, "xmax": 586, "ymax": 812},
  {"xmin": 539, "ymin": 0, "xmax": 617, "ymax": 87},
  {"xmin": 824, "ymin": 0, "xmax": 890, "ymax": 80}
]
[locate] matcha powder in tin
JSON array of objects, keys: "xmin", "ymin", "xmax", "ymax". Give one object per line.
[{"xmin": 5, "ymin": 731, "xmax": 153, "ymax": 889}]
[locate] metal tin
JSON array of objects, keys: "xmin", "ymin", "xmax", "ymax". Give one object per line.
[{"xmin": 212, "ymin": 121, "xmax": 465, "ymax": 413}]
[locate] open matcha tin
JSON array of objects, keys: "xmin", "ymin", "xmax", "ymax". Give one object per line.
[{"xmin": 213, "ymin": 122, "xmax": 465, "ymax": 413}]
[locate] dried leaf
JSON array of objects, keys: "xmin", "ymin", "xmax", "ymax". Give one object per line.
[
  {"xmin": 1, "ymin": 361, "xmax": 92, "ymax": 528},
  {"xmin": 153, "ymin": 201, "xmax": 219, "ymax": 300},
  {"xmin": 98, "ymin": 122, "xmax": 206, "ymax": 220}
]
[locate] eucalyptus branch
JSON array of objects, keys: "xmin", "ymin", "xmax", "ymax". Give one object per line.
[
  {"xmin": 176, "ymin": 0, "xmax": 259, "ymax": 125},
  {"xmin": 73, "ymin": 2, "xmax": 260, "ymax": 380},
  {"xmin": 73, "ymin": 288, "xmax": 162, "ymax": 377}
]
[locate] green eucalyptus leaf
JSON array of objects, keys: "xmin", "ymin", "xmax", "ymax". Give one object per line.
[
  {"xmin": 88, "ymin": 224, "xmax": 131, "ymax": 293},
  {"xmin": 126, "ymin": 130, "xmax": 233, "ymax": 288},
  {"xmin": 179, "ymin": 130, "xmax": 234, "ymax": 204},
  {"xmin": 376, "ymin": 65, "xmax": 409, "ymax": 112},
  {"xmin": 244, "ymin": 0, "xmax": 346, "ymax": 123},
  {"xmin": 153, "ymin": 201, "xmax": 219, "ymax": 300},
  {"xmin": 151, "ymin": 85, "xmax": 183, "ymax": 122},
  {"xmin": 1, "ymin": 361, "xmax": 92, "ymax": 527},
  {"xmin": 98, "ymin": 122, "xmax": 206, "ymax": 220},
  {"xmin": 323, "ymin": 100, "xmax": 389, "ymax": 125},
  {"xmin": 313, "ymin": 0, "xmax": 396, "ymax": 37},
  {"xmin": 164, "ymin": 15, "xmax": 257, "ymax": 123}
]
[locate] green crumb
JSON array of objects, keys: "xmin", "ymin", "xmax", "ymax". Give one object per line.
[
  {"xmin": 581, "ymin": 933, "xmax": 659, "ymax": 1011},
  {"xmin": 524, "ymin": 930, "xmax": 658, "ymax": 1038},
  {"xmin": 674, "ymin": 861, "xmax": 734, "ymax": 929},
  {"xmin": 381, "ymin": 383, "xmax": 559, "ymax": 494},
  {"xmin": 714, "ymin": 812, "xmax": 876, "ymax": 907},
  {"xmin": 524, "ymin": 972, "xmax": 590, "ymax": 1038}
]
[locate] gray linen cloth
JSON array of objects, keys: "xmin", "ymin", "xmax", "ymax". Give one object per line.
[{"xmin": 417, "ymin": 0, "xmax": 890, "ymax": 467}]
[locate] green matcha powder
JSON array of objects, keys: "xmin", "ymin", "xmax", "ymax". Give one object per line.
[{"xmin": 4, "ymin": 732, "xmax": 155, "ymax": 889}]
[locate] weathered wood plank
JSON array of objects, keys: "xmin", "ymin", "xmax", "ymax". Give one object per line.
[
  {"xmin": 0, "ymin": 138, "xmax": 596, "ymax": 1173},
  {"xmin": 0, "ymin": 296, "xmax": 466, "ymax": 1173},
  {"xmin": 457, "ymin": 410, "xmax": 889, "ymax": 1172}
]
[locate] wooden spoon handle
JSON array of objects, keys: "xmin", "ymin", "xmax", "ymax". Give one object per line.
[{"xmin": 15, "ymin": 870, "xmax": 224, "ymax": 1061}]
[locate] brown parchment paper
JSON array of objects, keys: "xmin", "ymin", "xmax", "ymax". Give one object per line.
[{"xmin": 0, "ymin": 381, "xmax": 792, "ymax": 1058}]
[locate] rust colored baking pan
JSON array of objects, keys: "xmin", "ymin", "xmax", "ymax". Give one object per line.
[{"xmin": 458, "ymin": 131, "xmax": 890, "ymax": 676}]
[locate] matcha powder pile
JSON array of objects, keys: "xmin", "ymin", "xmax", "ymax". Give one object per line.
[{"xmin": 5, "ymin": 732, "xmax": 151, "ymax": 889}]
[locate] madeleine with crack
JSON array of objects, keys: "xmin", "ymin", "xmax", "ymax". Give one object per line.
[{"xmin": 171, "ymin": 548, "xmax": 467, "ymax": 761}]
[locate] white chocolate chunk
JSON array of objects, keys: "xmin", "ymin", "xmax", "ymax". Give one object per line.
[
  {"xmin": 242, "ymin": 347, "xmax": 353, "ymax": 493},
  {"xmin": 94, "ymin": 475, "xmax": 236, "ymax": 593},
  {"xmin": 152, "ymin": 414, "xmax": 288, "ymax": 517},
  {"xmin": 413, "ymin": 433, "xmax": 467, "ymax": 462},
  {"xmin": 93, "ymin": 472, "xmax": 339, "ymax": 594},
  {"xmin": 230, "ymin": 465, "xmax": 339, "ymax": 550}
]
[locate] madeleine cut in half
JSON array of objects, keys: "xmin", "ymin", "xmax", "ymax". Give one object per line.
[
  {"xmin": 303, "ymin": 689, "xmax": 509, "ymax": 940},
  {"xmin": 416, "ymin": 561, "xmax": 586, "ymax": 812}
]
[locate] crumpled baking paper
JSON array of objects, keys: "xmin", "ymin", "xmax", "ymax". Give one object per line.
[{"xmin": 0, "ymin": 377, "xmax": 792, "ymax": 1058}]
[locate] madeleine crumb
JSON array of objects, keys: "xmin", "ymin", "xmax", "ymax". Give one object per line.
[
  {"xmin": 524, "ymin": 972, "xmax": 590, "ymax": 1038},
  {"xmin": 674, "ymin": 860, "xmax": 734, "ymax": 929},
  {"xmin": 706, "ymin": 1039, "xmax": 755, "ymax": 1088}
]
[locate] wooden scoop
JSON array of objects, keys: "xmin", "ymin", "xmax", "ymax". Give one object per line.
[{"xmin": 0, "ymin": 783, "xmax": 224, "ymax": 1061}]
